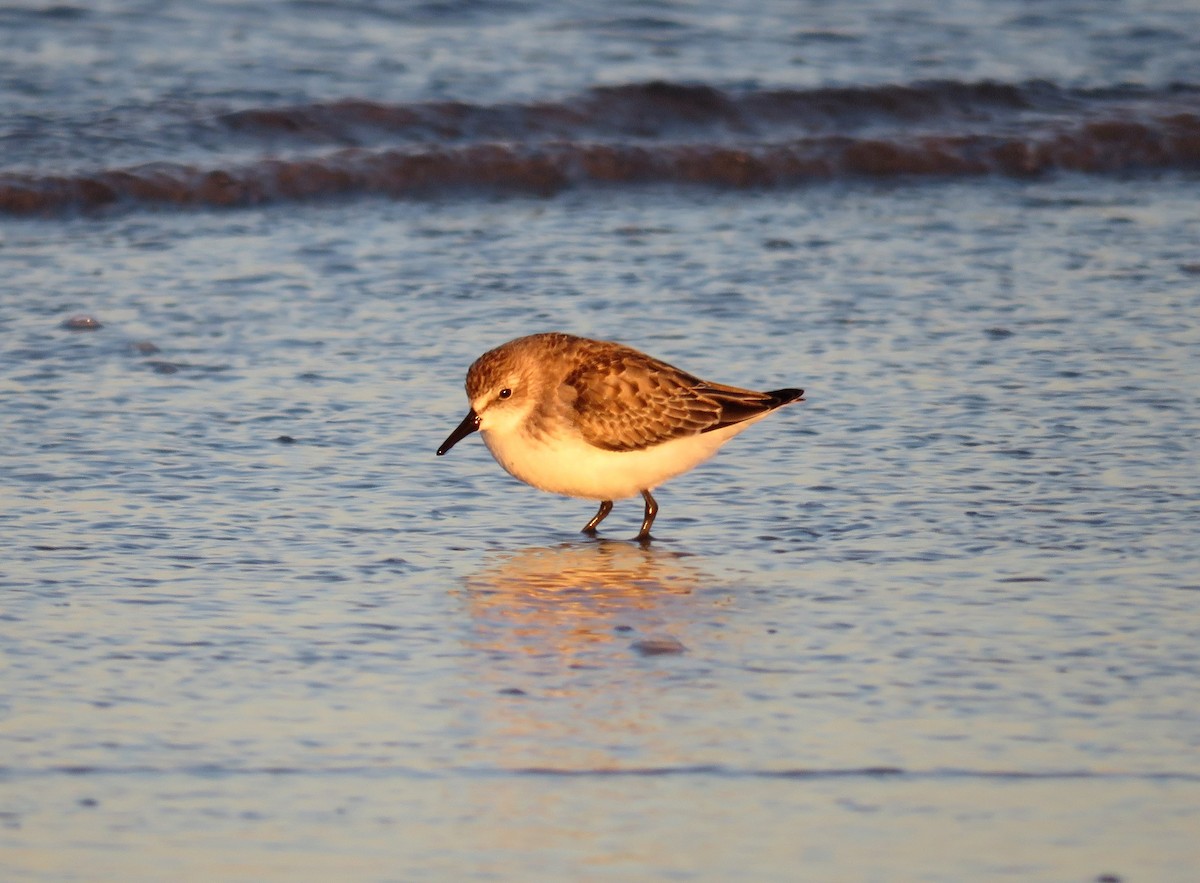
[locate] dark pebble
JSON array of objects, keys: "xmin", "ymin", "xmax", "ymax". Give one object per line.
[
  {"xmin": 631, "ymin": 637, "xmax": 686, "ymax": 656},
  {"xmin": 62, "ymin": 315, "xmax": 102, "ymax": 330}
]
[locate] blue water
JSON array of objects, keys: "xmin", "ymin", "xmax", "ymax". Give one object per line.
[{"xmin": 3, "ymin": 2, "xmax": 1200, "ymax": 881}]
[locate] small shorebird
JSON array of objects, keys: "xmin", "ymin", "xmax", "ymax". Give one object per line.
[{"xmin": 437, "ymin": 332, "xmax": 804, "ymax": 541}]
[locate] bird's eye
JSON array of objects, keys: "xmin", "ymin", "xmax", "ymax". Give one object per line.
[{"xmin": 498, "ymin": 388, "xmax": 512, "ymax": 400}]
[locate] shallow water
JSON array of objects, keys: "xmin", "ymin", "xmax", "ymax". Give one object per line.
[
  {"xmin": 4, "ymin": 1, "xmax": 1200, "ymax": 881},
  {"xmin": 4, "ymin": 180, "xmax": 1199, "ymax": 881}
]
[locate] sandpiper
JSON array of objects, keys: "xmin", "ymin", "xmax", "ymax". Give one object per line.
[{"xmin": 437, "ymin": 332, "xmax": 804, "ymax": 541}]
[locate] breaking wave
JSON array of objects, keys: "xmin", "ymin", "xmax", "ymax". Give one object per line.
[{"xmin": 3, "ymin": 80, "xmax": 1198, "ymax": 215}]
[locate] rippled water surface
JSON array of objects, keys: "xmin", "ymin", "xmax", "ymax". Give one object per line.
[
  {"xmin": 5, "ymin": 180, "xmax": 1199, "ymax": 881},
  {"xmin": 3, "ymin": 1, "xmax": 1200, "ymax": 881}
]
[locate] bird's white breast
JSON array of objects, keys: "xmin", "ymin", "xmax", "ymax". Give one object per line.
[{"xmin": 480, "ymin": 420, "xmax": 757, "ymax": 501}]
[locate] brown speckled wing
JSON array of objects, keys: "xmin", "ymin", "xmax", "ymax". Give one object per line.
[{"xmin": 566, "ymin": 346, "xmax": 785, "ymax": 452}]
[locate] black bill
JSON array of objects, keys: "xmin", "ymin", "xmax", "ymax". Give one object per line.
[{"xmin": 436, "ymin": 409, "xmax": 480, "ymax": 455}]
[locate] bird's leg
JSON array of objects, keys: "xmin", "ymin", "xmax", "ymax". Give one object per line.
[
  {"xmin": 635, "ymin": 489, "xmax": 658, "ymax": 543},
  {"xmin": 581, "ymin": 499, "xmax": 614, "ymax": 535}
]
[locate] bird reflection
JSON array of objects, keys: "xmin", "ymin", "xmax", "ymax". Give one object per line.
[
  {"xmin": 461, "ymin": 540, "xmax": 703, "ymax": 666},
  {"xmin": 455, "ymin": 541, "xmax": 710, "ymax": 771}
]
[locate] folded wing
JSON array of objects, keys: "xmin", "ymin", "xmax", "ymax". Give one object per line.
[{"xmin": 565, "ymin": 347, "xmax": 801, "ymax": 453}]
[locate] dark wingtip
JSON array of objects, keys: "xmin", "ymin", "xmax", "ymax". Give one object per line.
[{"xmin": 769, "ymin": 388, "xmax": 805, "ymax": 407}]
